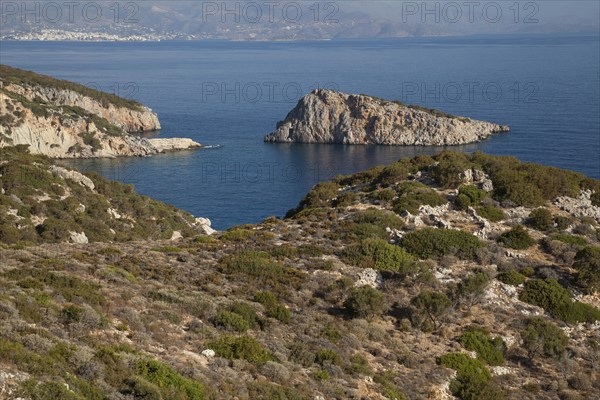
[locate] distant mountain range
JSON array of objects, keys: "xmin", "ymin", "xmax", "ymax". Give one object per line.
[{"xmin": 1, "ymin": 1, "xmax": 598, "ymax": 41}]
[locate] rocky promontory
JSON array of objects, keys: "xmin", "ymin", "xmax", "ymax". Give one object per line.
[
  {"xmin": 265, "ymin": 89, "xmax": 509, "ymax": 145},
  {"xmin": 0, "ymin": 65, "xmax": 201, "ymax": 158}
]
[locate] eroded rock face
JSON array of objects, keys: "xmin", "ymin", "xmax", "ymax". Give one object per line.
[
  {"xmin": 0, "ymin": 68, "xmax": 201, "ymax": 158},
  {"xmin": 265, "ymin": 90, "xmax": 509, "ymax": 145},
  {"xmin": 5, "ymin": 83, "xmax": 161, "ymax": 132}
]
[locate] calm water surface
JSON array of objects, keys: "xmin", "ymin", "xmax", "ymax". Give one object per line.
[{"xmin": 1, "ymin": 36, "xmax": 599, "ymax": 228}]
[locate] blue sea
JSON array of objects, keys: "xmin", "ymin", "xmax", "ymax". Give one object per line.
[{"xmin": 1, "ymin": 35, "xmax": 599, "ymax": 229}]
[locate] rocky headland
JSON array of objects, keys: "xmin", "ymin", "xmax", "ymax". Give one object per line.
[
  {"xmin": 265, "ymin": 89, "xmax": 509, "ymax": 145},
  {"xmin": 0, "ymin": 65, "xmax": 201, "ymax": 158}
]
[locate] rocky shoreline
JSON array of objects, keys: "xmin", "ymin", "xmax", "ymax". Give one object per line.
[
  {"xmin": 265, "ymin": 89, "xmax": 509, "ymax": 145},
  {"xmin": 0, "ymin": 65, "xmax": 202, "ymax": 158}
]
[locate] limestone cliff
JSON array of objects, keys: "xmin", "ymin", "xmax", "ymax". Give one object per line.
[
  {"xmin": 265, "ymin": 89, "xmax": 509, "ymax": 145},
  {"xmin": 0, "ymin": 65, "xmax": 200, "ymax": 158}
]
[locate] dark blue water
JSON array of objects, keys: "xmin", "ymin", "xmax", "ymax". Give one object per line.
[{"xmin": 1, "ymin": 36, "xmax": 599, "ymax": 229}]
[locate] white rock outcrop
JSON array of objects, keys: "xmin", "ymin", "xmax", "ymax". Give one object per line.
[
  {"xmin": 0, "ymin": 67, "xmax": 202, "ymax": 158},
  {"xmin": 554, "ymin": 190, "xmax": 600, "ymax": 223},
  {"xmin": 265, "ymin": 90, "xmax": 509, "ymax": 145},
  {"xmin": 49, "ymin": 165, "xmax": 95, "ymax": 190},
  {"xmin": 195, "ymin": 217, "xmax": 216, "ymax": 235}
]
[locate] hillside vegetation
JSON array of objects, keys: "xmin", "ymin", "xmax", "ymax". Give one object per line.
[
  {"xmin": 0, "ymin": 146, "xmax": 200, "ymax": 244},
  {"xmin": 0, "ymin": 150, "xmax": 599, "ymax": 400}
]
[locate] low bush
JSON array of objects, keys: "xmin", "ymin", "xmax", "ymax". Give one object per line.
[
  {"xmin": 401, "ymin": 228, "xmax": 485, "ymax": 260},
  {"xmin": 528, "ymin": 208, "xmax": 554, "ymax": 231},
  {"xmin": 376, "ymin": 188, "xmax": 396, "ymax": 201},
  {"xmin": 498, "ymin": 225, "xmax": 535, "ymax": 250},
  {"xmin": 208, "ymin": 335, "xmax": 273, "ymax": 364},
  {"xmin": 254, "ymin": 291, "xmax": 292, "ymax": 323},
  {"xmin": 455, "ymin": 193, "xmax": 472, "ymax": 211},
  {"xmin": 134, "ymin": 358, "xmax": 205, "ymax": 399},
  {"xmin": 219, "ymin": 251, "xmax": 304, "ymax": 290},
  {"xmin": 458, "ymin": 327, "xmax": 506, "ymax": 366},
  {"xmin": 343, "ymin": 238, "xmax": 416, "ymax": 275},
  {"xmin": 521, "ymin": 317, "xmax": 568, "ymax": 360},
  {"xmin": 215, "ymin": 310, "xmax": 251, "ymax": 332},
  {"xmin": 431, "ymin": 151, "xmax": 472, "ymax": 188},
  {"xmin": 438, "ymin": 353, "xmax": 504, "ymax": 400},
  {"xmin": 344, "ymin": 286, "xmax": 387, "ymax": 318},
  {"xmin": 497, "ymin": 270, "xmax": 526, "ymax": 286},
  {"xmin": 459, "ymin": 185, "xmax": 486, "ymax": 204},
  {"xmin": 352, "ymin": 208, "xmax": 404, "ymax": 230},
  {"xmin": 549, "ymin": 233, "xmax": 588, "ymax": 247},
  {"xmin": 314, "ymin": 349, "xmax": 341, "ymax": 366},
  {"xmin": 573, "ymin": 246, "xmax": 600, "ymax": 293},
  {"xmin": 289, "ymin": 181, "xmax": 339, "ymax": 214},
  {"xmin": 410, "ymin": 290, "xmax": 451, "ymax": 331},
  {"xmin": 476, "ymin": 204, "xmax": 505, "ymax": 222},
  {"xmin": 519, "ymin": 278, "xmax": 600, "ymax": 323},
  {"xmin": 392, "ymin": 182, "xmax": 446, "ymax": 215}
]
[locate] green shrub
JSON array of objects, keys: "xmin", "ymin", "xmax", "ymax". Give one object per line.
[
  {"xmin": 438, "ymin": 353, "xmax": 504, "ymax": 400},
  {"xmin": 345, "ymin": 354, "xmax": 372, "ymax": 376},
  {"xmin": 228, "ymin": 302, "xmax": 262, "ymax": 329},
  {"xmin": 373, "ymin": 370, "xmax": 408, "ymax": 400},
  {"xmin": 208, "ymin": 335, "xmax": 273, "ymax": 364},
  {"xmin": 314, "ymin": 349, "xmax": 341, "ymax": 366},
  {"xmin": 334, "ymin": 191, "xmax": 358, "ymax": 207},
  {"xmin": 293, "ymin": 181, "xmax": 339, "ymax": 212},
  {"xmin": 220, "ymin": 251, "xmax": 304, "ymax": 290},
  {"xmin": 215, "ymin": 310, "xmax": 251, "ymax": 332},
  {"xmin": 573, "ymin": 246, "xmax": 600, "ymax": 293},
  {"xmin": 134, "ymin": 358, "xmax": 205, "ymax": 399},
  {"xmin": 455, "ymin": 193, "xmax": 472, "ymax": 210},
  {"xmin": 519, "ymin": 279, "xmax": 600, "ymax": 323},
  {"xmin": 458, "ymin": 327, "xmax": 506, "ymax": 366},
  {"xmin": 476, "ymin": 205, "xmax": 505, "ymax": 222},
  {"xmin": 374, "ymin": 160, "xmax": 413, "ymax": 186},
  {"xmin": 377, "ymin": 188, "xmax": 396, "ymax": 201},
  {"xmin": 410, "ymin": 290, "xmax": 451, "ymax": 331},
  {"xmin": 20, "ymin": 379, "xmax": 84, "ymax": 400},
  {"xmin": 344, "ymin": 286, "xmax": 387, "ymax": 318},
  {"xmin": 497, "ymin": 270, "xmax": 526, "ymax": 286},
  {"xmin": 458, "ymin": 271, "xmax": 490, "ymax": 296},
  {"xmin": 550, "ymin": 233, "xmax": 588, "ymax": 247},
  {"xmin": 254, "ymin": 291, "xmax": 291, "ymax": 323},
  {"xmin": 37, "ymin": 217, "xmax": 76, "ymax": 243},
  {"xmin": 3, "ymin": 268, "xmax": 105, "ymax": 305},
  {"xmin": 393, "ymin": 182, "xmax": 446, "ymax": 215},
  {"xmin": 459, "ymin": 185, "xmax": 486, "ymax": 204},
  {"xmin": 343, "ymin": 238, "xmax": 416, "ymax": 275},
  {"xmin": 0, "ymin": 224, "xmax": 22, "ymax": 244},
  {"xmin": 528, "ymin": 208, "xmax": 554, "ymax": 231},
  {"xmin": 266, "ymin": 304, "xmax": 292, "ymax": 324},
  {"xmin": 312, "ymin": 369, "xmax": 330, "ymax": 381},
  {"xmin": 521, "ymin": 317, "xmax": 568, "ymax": 360},
  {"xmin": 321, "ymin": 323, "xmax": 342, "ymax": 343},
  {"xmin": 123, "ymin": 377, "xmax": 162, "ymax": 400},
  {"xmin": 498, "ymin": 225, "xmax": 535, "ymax": 250},
  {"xmin": 431, "ymin": 152, "xmax": 472, "ymax": 188},
  {"xmin": 439, "ymin": 353, "xmax": 491, "ymax": 381},
  {"xmin": 352, "ymin": 208, "xmax": 404, "ymax": 230},
  {"xmin": 401, "ymin": 228, "xmax": 485, "ymax": 260}
]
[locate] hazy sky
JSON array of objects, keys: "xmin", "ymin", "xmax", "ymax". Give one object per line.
[{"xmin": 342, "ymin": 1, "xmax": 600, "ymax": 20}]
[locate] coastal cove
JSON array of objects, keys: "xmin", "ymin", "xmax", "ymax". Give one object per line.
[{"xmin": 2, "ymin": 35, "xmax": 598, "ymax": 229}]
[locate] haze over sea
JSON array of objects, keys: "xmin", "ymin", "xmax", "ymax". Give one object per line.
[{"xmin": 2, "ymin": 35, "xmax": 599, "ymax": 229}]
